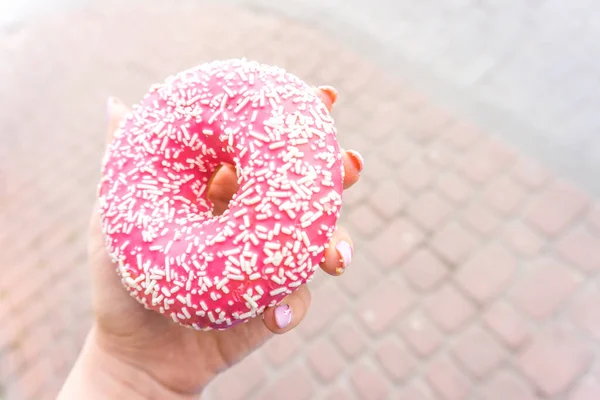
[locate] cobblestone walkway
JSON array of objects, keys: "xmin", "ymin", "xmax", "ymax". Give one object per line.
[{"xmin": 1, "ymin": 1, "xmax": 599, "ymax": 399}]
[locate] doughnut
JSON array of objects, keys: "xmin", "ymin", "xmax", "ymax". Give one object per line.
[{"xmin": 98, "ymin": 59, "xmax": 344, "ymax": 330}]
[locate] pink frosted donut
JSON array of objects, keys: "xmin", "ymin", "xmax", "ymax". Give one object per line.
[{"xmin": 98, "ymin": 59, "xmax": 343, "ymax": 330}]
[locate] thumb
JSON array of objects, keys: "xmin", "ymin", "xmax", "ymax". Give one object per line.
[{"xmin": 106, "ymin": 97, "xmax": 130, "ymax": 145}]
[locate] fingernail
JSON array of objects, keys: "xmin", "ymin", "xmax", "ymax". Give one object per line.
[
  {"xmin": 346, "ymin": 150, "xmax": 364, "ymax": 173},
  {"xmin": 274, "ymin": 304, "xmax": 292, "ymax": 329},
  {"xmin": 336, "ymin": 241, "xmax": 352, "ymax": 273},
  {"xmin": 318, "ymin": 85, "xmax": 338, "ymax": 104}
]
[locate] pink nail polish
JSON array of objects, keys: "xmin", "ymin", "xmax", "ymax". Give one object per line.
[
  {"xmin": 274, "ymin": 304, "xmax": 292, "ymax": 329},
  {"xmin": 346, "ymin": 150, "xmax": 364, "ymax": 173},
  {"xmin": 336, "ymin": 241, "xmax": 352, "ymax": 270}
]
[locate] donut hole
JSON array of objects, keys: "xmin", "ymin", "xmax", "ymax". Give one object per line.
[{"xmin": 206, "ymin": 163, "xmax": 239, "ymax": 216}]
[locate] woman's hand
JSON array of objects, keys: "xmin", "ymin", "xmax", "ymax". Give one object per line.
[{"xmin": 59, "ymin": 87, "xmax": 364, "ymax": 399}]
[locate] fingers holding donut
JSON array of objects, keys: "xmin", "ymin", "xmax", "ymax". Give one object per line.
[
  {"xmin": 261, "ymin": 225, "xmax": 354, "ymax": 333},
  {"xmin": 263, "ymin": 285, "xmax": 312, "ymax": 334},
  {"xmin": 314, "ymin": 86, "xmax": 364, "ymax": 188},
  {"xmin": 342, "ymin": 149, "xmax": 364, "ymax": 189},
  {"xmin": 319, "ymin": 226, "xmax": 353, "ymax": 276},
  {"xmin": 315, "ymin": 86, "xmax": 338, "ymax": 112},
  {"xmin": 206, "ymin": 164, "xmax": 238, "ymax": 215}
]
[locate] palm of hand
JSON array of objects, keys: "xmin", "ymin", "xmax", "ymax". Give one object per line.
[{"xmin": 89, "ymin": 90, "xmax": 361, "ymax": 396}]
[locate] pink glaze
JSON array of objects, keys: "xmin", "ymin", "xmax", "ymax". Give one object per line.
[{"xmin": 98, "ymin": 59, "xmax": 343, "ymax": 330}]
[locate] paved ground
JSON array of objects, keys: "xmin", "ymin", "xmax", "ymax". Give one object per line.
[{"xmin": 1, "ymin": 1, "xmax": 600, "ymax": 399}]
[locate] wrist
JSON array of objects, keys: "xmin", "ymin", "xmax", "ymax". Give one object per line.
[{"xmin": 58, "ymin": 328, "xmax": 198, "ymax": 400}]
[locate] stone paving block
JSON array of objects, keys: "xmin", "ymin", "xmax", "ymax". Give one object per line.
[
  {"xmin": 356, "ymin": 277, "xmax": 415, "ymax": 335},
  {"xmin": 517, "ymin": 328, "xmax": 593, "ymax": 397},
  {"xmin": 367, "ymin": 179, "xmax": 409, "ymax": 219},
  {"xmin": 349, "ymin": 362, "xmax": 390, "ymax": 400},
  {"xmin": 570, "ymin": 288, "xmax": 600, "ymax": 341},
  {"xmin": 329, "ymin": 317, "xmax": 368, "ymax": 361},
  {"xmin": 556, "ymin": 225, "xmax": 600, "ymax": 274},
  {"xmin": 398, "ymin": 156, "xmax": 437, "ymax": 191},
  {"xmin": 450, "ymin": 324, "xmax": 505, "ymax": 379},
  {"xmin": 379, "ymin": 133, "xmax": 419, "ymax": 167},
  {"xmin": 455, "ymin": 242, "xmax": 517, "ymax": 304},
  {"xmin": 459, "ymin": 199, "xmax": 502, "ymax": 237},
  {"xmin": 511, "ymin": 257, "xmax": 581, "ymax": 321},
  {"xmin": 374, "ymin": 335, "xmax": 417, "ymax": 382},
  {"xmin": 258, "ymin": 363, "xmax": 316, "ymax": 400},
  {"xmin": 361, "ymin": 152, "xmax": 395, "ymax": 184},
  {"xmin": 402, "ymin": 248, "xmax": 449, "ymax": 292},
  {"xmin": 483, "ymin": 175, "xmax": 526, "ymax": 215},
  {"xmin": 423, "ymin": 284, "xmax": 476, "ymax": 334},
  {"xmin": 425, "ymin": 357, "xmax": 471, "ymax": 400},
  {"xmin": 524, "ymin": 178, "xmax": 590, "ymax": 237},
  {"xmin": 346, "ymin": 203, "xmax": 385, "ymax": 238},
  {"xmin": 390, "ymin": 381, "xmax": 436, "ymax": 400},
  {"xmin": 397, "ymin": 310, "xmax": 443, "ymax": 358},
  {"xmin": 323, "ymin": 386, "xmax": 359, "ymax": 400},
  {"xmin": 477, "ymin": 369, "xmax": 536, "ymax": 400},
  {"xmin": 500, "ymin": 220, "xmax": 546, "ymax": 257},
  {"xmin": 407, "ymin": 190, "xmax": 453, "ymax": 232},
  {"xmin": 431, "ymin": 221, "xmax": 480, "ymax": 266},
  {"xmin": 368, "ymin": 218, "xmax": 424, "ymax": 271},
  {"xmin": 482, "ymin": 301, "xmax": 532, "ymax": 350},
  {"xmin": 434, "ymin": 171, "xmax": 474, "ymax": 205},
  {"xmin": 305, "ymin": 338, "xmax": 345, "ymax": 383}
]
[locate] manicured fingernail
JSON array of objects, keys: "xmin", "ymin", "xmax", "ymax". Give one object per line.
[
  {"xmin": 274, "ymin": 304, "xmax": 292, "ymax": 329},
  {"xmin": 336, "ymin": 241, "xmax": 352, "ymax": 273},
  {"xmin": 318, "ymin": 85, "xmax": 338, "ymax": 104},
  {"xmin": 346, "ymin": 150, "xmax": 364, "ymax": 173}
]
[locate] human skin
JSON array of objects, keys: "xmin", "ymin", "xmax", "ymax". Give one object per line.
[{"xmin": 58, "ymin": 87, "xmax": 363, "ymax": 399}]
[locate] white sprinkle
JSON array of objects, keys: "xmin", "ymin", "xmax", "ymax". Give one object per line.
[
  {"xmin": 269, "ymin": 287, "xmax": 287, "ymax": 296},
  {"xmin": 243, "ymin": 293, "xmax": 259, "ymax": 309},
  {"xmin": 249, "ymin": 130, "xmax": 270, "ymax": 142},
  {"xmin": 265, "ymin": 242, "xmax": 281, "ymax": 250},
  {"xmin": 216, "ymin": 277, "xmax": 229, "ymax": 290}
]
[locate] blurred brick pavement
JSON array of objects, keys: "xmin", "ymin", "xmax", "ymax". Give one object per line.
[{"xmin": 1, "ymin": 1, "xmax": 600, "ymax": 399}]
